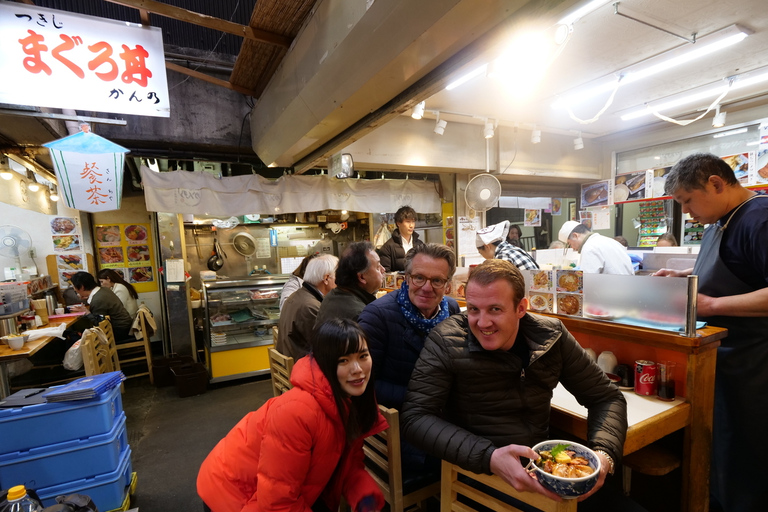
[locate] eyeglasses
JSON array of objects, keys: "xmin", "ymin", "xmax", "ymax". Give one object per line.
[{"xmin": 408, "ymin": 274, "xmax": 448, "ymax": 289}]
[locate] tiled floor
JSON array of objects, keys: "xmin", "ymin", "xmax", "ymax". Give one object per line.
[{"xmin": 122, "ymin": 375, "xmax": 682, "ymax": 512}]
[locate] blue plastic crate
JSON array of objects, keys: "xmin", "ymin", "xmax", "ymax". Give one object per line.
[
  {"xmin": 0, "ymin": 384, "xmax": 123, "ymax": 455},
  {"xmin": 0, "ymin": 413, "xmax": 127, "ymax": 489},
  {"xmin": 37, "ymin": 447, "xmax": 132, "ymax": 512}
]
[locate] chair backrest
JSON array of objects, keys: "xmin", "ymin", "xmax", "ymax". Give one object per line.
[
  {"xmin": 364, "ymin": 405, "xmax": 439, "ymax": 512},
  {"xmin": 97, "ymin": 318, "xmax": 122, "ymax": 375},
  {"xmin": 441, "ymin": 460, "xmax": 577, "ymax": 512},
  {"xmin": 268, "ymin": 347, "xmax": 294, "ymax": 397},
  {"xmin": 519, "ymin": 236, "xmax": 537, "ymax": 252},
  {"xmin": 81, "ymin": 327, "xmax": 118, "ymax": 377}
]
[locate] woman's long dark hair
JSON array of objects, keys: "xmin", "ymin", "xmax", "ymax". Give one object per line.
[
  {"xmin": 311, "ymin": 318, "xmax": 377, "ymax": 443},
  {"xmin": 97, "ymin": 268, "xmax": 139, "ymax": 299}
]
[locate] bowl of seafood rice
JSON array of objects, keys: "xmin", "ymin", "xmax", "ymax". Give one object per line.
[{"xmin": 530, "ymin": 440, "xmax": 601, "ymax": 498}]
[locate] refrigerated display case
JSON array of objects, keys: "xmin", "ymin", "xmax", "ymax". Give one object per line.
[{"xmin": 202, "ymin": 275, "xmax": 289, "ymax": 383}]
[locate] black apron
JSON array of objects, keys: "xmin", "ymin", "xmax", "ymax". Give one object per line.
[{"xmin": 692, "ymin": 195, "xmax": 768, "ymax": 512}]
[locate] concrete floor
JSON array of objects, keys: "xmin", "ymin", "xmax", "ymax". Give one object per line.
[
  {"xmin": 120, "ymin": 375, "xmax": 681, "ymax": 512},
  {"xmin": 122, "ymin": 375, "xmax": 273, "ymax": 512}
]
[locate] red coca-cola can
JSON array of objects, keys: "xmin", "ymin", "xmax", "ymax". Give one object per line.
[{"xmin": 635, "ymin": 360, "xmax": 657, "ymax": 396}]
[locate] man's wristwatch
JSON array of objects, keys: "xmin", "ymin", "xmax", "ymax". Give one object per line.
[{"xmin": 594, "ymin": 450, "xmax": 615, "ymax": 475}]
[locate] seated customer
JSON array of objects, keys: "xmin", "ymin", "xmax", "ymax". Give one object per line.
[
  {"xmin": 70, "ymin": 271, "xmax": 133, "ymax": 340},
  {"xmin": 98, "ymin": 269, "xmax": 139, "ymax": 319},
  {"xmin": 315, "ymin": 242, "xmax": 384, "ymax": 327},
  {"xmin": 197, "ymin": 319, "xmax": 387, "ymax": 512},
  {"xmin": 279, "ymin": 253, "xmax": 318, "ymax": 311},
  {"xmin": 358, "ymin": 243, "xmax": 460, "ymax": 477},
  {"xmin": 655, "ymin": 233, "xmax": 678, "ymax": 247},
  {"xmin": 277, "ymin": 254, "xmax": 338, "ymax": 359},
  {"xmin": 402, "ymin": 260, "xmax": 632, "ymax": 510}
]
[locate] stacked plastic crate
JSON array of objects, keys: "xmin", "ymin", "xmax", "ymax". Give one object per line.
[{"xmin": 0, "ymin": 384, "xmax": 133, "ymax": 511}]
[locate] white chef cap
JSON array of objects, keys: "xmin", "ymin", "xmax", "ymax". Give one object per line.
[{"xmin": 476, "ymin": 221, "xmax": 510, "ymax": 248}]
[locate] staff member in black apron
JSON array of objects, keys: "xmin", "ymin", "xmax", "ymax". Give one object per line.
[{"xmin": 654, "ymin": 153, "xmax": 768, "ymax": 512}]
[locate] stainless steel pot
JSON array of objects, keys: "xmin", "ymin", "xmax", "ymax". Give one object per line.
[{"xmin": 0, "ymin": 316, "xmax": 19, "ymax": 338}]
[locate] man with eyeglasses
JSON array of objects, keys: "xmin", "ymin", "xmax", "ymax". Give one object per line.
[
  {"xmin": 358, "ymin": 243, "xmax": 460, "ymax": 476},
  {"xmin": 314, "ymin": 242, "xmax": 384, "ymax": 327}
]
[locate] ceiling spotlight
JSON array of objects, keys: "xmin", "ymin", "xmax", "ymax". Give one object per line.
[
  {"xmin": 411, "ymin": 101, "xmax": 425, "ymax": 120},
  {"xmin": 531, "ymin": 126, "xmax": 542, "ymax": 144},
  {"xmin": 574, "ymin": 132, "xmax": 584, "ymax": 150},
  {"xmin": 49, "ymin": 185, "xmax": 59, "ymax": 202},
  {"xmin": 484, "ymin": 120, "xmax": 495, "ymax": 139},
  {"xmin": 26, "ymin": 170, "xmax": 40, "ymax": 191},
  {"xmin": 713, "ymin": 105, "xmax": 726, "ymax": 127},
  {"xmin": 434, "ymin": 115, "xmax": 447, "ymax": 135}
]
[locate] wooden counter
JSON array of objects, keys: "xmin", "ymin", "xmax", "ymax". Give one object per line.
[{"xmin": 538, "ymin": 313, "xmax": 726, "ymax": 512}]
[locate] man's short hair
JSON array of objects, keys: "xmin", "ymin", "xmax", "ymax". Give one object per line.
[
  {"xmin": 303, "ymin": 254, "xmax": 339, "ymax": 286},
  {"xmin": 664, "ymin": 152, "xmax": 739, "ymax": 195},
  {"xmin": 614, "ymin": 235, "xmax": 628, "ymax": 247},
  {"xmin": 335, "ymin": 241, "xmax": 375, "ymax": 288},
  {"xmin": 467, "ymin": 260, "xmax": 525, "ymax": 306},
  {"xmin": 571, "ymin": 223, "xmax": 590, "ymax": 236},
  {"xmin": 70, "ymin": 271, "xmax": 97, "ymax": 291},
  {"xmin": 394, "ymin": 205, "xmax": 417, "ymax": 224},
  {"xmin": 404, "ymin": 243, "xmax": 456, "ymax": 279}
]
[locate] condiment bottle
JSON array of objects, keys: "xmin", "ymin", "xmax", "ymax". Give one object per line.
[{"xmin": 2, "ymin": 485, "xmax": 43, "ymax": 512}]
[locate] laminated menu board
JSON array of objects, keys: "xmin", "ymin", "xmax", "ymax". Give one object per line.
[{"xmin": 94, "ymin": 223, "xmax": 158, "ymax": 292}]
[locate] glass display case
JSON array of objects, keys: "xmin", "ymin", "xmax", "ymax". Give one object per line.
[{"xmin": 201, "ymin": 275, "xmax": 289, "ymax": 383}]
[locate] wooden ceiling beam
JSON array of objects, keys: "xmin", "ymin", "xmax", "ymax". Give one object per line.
[
  {"xmin": 104, "ymin": 0, "xmax": 292, "ymax": 48},
  {"xmin": 165, "ymin": 62, "xmax": 256, "ymax": 98}
]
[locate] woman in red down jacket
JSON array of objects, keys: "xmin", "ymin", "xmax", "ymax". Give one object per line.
[{"xmin": 197, "ymin": 318, "xmax": 387, "ymax": 512}]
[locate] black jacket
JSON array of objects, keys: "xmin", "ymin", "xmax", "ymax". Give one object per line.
[
  {"xmin": 401, "ymin": 312, "xmax": 627, "ymax": 475},
  {"xmin": 377, "ymin": 229, "xmax": 424, "ymax": 272},
  {"xmin": 314, "ymin": 286, "xmax": 376, "ymax": 328}
]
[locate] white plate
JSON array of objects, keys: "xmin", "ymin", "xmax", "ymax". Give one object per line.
[{"xmin": 529, "ymin": 294, "xmax": 548, "ymax": 311}]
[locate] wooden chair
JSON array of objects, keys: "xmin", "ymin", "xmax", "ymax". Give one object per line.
[
  {"xmin": 81, "ymin": 327, "xmax": 120, "ymax": 377},
  {"xmin": 268, "ymin": 347, "xmax": 294, "ymax": 397},
  {"xmin": 441, "ymin": 460, "xmax": 577, "ymax": 512},
  {"xmin": 622, "ymin": 443, "xmax": 680, "ymax": 495},
  {"xmin": 363, "ymin": 405, "xmax": 440, "ymax": 512},
  {"xmin": 105, "ymin": 310, "xmax": 155, "ymax": 384}
]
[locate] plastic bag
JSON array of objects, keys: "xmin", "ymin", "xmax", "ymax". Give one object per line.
[
  {"xmin": 62, "ymin": 338, "xmax": 83, "ymax": 371},
  {"xmin": 373, "ymin": 223, "xmax": 392, "ymax": 249}
]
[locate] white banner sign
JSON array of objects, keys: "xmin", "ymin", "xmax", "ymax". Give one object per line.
[{"xmin": 0, "ymin": 2, "xmax": 169, "ymax": 117}]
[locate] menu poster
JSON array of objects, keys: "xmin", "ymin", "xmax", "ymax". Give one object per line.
[
  {"xmin": 589, "ymin": 206, "xmax": 611, "ymax": 230},
  {"xmin": 524, "ymin": 209, "xmax": 541, "ymax": 227},
  {"xmin": 458, "ymin": 216, "xmax": 481, "ymax": 257},
  {"xmin": 721, "ymin": 152, "xmax": 753, "ymax": 185},
  {"xmin": 614, "ymin": 170, "xmax": 650, "ymax": 203},
  {"xmin": 550, "ymin": 198, "xmax": 562, "ymax": 216},
  {"xmin": 650, "ymin": 166, "xmax": 672, "ymax": 198},
  {"xmin": 442, "ymin": 202, "xmax": 455, "ymax": 249},
  {"xmin": 581, "ymin": 180, "xmax": 610, "ymax": 208},
  {"xmin": 50, "ymin": 215, "xmax": 81, "ymax": 254},
  {"xmin": 756, "ymin": 150, "xmax": 768, "ymax": 186},
  {"xmin": 94, "ymin": 223, "xmax": 158, "ymax": 292}
]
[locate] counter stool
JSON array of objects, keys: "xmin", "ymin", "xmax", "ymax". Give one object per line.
[{"xmin": 622, "ymin": 444, "xmax": 681, "ymax": 496}]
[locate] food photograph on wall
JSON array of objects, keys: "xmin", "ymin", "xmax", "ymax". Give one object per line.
[{"xmin": 94, "ymin": 223, "xmax": 157, "ymax": 291}]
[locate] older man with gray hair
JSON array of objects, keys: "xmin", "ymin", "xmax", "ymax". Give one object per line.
[{"xmin": 276, "ymin": 254, "xmax": 338, "ymax": 359}]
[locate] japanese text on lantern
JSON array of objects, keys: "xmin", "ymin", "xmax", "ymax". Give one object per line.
[{"xmin": 81, "ymin": 162, "xmax": 113, "ymax": 206}]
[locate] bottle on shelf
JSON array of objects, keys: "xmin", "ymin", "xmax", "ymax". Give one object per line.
[{"xmin": 2, "ymin": 485, "xmax": 43, "ymax": 512}]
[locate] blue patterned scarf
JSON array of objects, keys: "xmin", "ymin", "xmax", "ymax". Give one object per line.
[{"xmin": 396, "ymin": 280, "xmax": 450, "ymax": 335}]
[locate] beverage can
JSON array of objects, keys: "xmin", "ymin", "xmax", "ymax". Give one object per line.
[{"xmin": 635, "ymin": 359, "xmax": 657, "ymax": 396}]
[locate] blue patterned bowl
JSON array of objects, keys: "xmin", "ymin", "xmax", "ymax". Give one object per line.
[{"xmin": 530, "ymin": 440, "xmax": 601, "ymax": 499}]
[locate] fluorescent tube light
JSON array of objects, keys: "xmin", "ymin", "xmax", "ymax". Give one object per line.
[
  {"xmin": 621, "ymin": 67, "xmax": 768, "ymax": 120},
  {"xmin": 558, "ymin": 0, "xmax": 613, "ymax": 26},
  {"xmin": 553, "ymin": 24, "xmax": 751, "ymax": 110},
  {"xmin": 446, "ymin": 64, "xmax": 487, "ymax": 91},
  {"xmin": 713, "ymin": 128, "xmax": 748, "ymax": 138}
]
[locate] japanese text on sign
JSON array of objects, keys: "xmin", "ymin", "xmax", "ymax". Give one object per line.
[{"xmin": 0, "ymin": 3, "xmax": 169, "ymax": 117}]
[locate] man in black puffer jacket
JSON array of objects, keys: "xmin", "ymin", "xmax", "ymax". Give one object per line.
[{"xmin": 402, "ymin": 260, "xmax": 629, "ymax": 507}]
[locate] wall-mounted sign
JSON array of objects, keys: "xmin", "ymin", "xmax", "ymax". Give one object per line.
[
  {"xmin": 43, "ymin": 129, "xmax": 128, "ymax": 212},
  {"xmin": 0, "ymin": 2, "xmax": 169, "ymax": 117}
]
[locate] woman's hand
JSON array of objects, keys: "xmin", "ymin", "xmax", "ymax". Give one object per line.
[
  {"xmin": 490, "ymin": 445, "xmax": 562, "ymax": 501},
  {"xmin": 70, "ymin": 304, "xmax": 88, "ymax": 312}
]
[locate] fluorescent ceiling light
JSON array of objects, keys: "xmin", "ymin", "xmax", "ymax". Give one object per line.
[
  {"xmin": 558, "ymin": 0, "xmax": 613, "ymax": 26},
  {"xmin": 553, "ymin": 24, "xmax": 751, "ymax": 110},
  {"xmin": 446, "ymin": 64, "xmax": 487, "ymax": 91},
  {"xmin": 713, "ymin": 127, "xmax": 748, "ymax": 138},
  {"xmin": 621, "ymin": 67, "xmax": 768, "ymax": 120}
]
